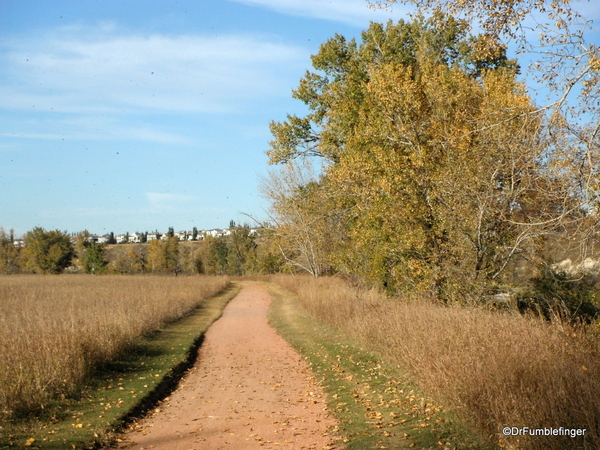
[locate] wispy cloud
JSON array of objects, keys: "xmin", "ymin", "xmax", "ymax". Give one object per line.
[
  {"xmin": 146, "ymin": 192, "xmax": 195, "ymax": 212},
  {"xmin": 0, "ymin": 24, "xmax": 308, "ymax": 116},
  {"xmin": 230, "ymin": 0, "xmax": 412, "ymax": 26},
  {"xmin": 1, "ymin": 119, "xmax": 191, "ymax": 145}
]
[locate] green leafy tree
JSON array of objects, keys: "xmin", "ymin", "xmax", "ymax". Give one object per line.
[
  {"xmin": 251, "ymin": 230, "xmax": 285, "ymax": 274},
  {"xmin": 164, "ymin": 236, "xmax": 180, "ymax": 275},
  {"xmin": 82, "ymin": 243, "xmax": 108, "ymax": 274},
  {"xmin": 196, "ymin": 235, "xmax": 228, "ymax": 275},
  {"xmin": 267, "ymin": 15, "xmax": 516, "ymax": 166},
  {"xmin": 75, "ymin": 230, "xmax": 108, "ymax": 274},
  {"xmin": 225, "ymin": 222, "xmax": 257, "ymax": 275},
  {"xmin": 22, "ymin": 227, "xmax": 74, "ymax": 274}
]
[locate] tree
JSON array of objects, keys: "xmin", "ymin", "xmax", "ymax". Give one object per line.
[
  {"xmin": 110, "ymin": 245, "xmax": 146, "ymax": 274},
  {"xmin": 326, "ymin": 58, "xmax": 550, "ymax": 298},
  {"xmin": 164, "ymin": 236, "xmax": 180, "ymax": 275},
  {"xmin": 226, "ymin": 222, "xmax": 257, "ymax": 275},
  {"xmin": 75, "ymin": 230, "xmax": 108, "ymax": 274},
  {"xmin": 0, "ymin": 228, "xmax": 20, "ymax": 274},
  {"xmin": 267, "ymin": 17, "xmax": 566, "ymax": 299},
  {"xmin": 147, "ymin": 236, "xmax": 180, "ymax": 274},
  {"xmin": 196, "ymin": 235, "xmax": 228, "ymax": 275},
  {"xmin": 368, "ymin": 0, "xmax": 600, "ymax": 232},
  {"xmin": 267, "ymin": 15, "xmax": 516, "ymax": 166},
  {"xmin": 22, "ymin": 227, "xmax": 74, "ymax": 274},
  {"xmin": 260, "ymin": 161, "xmax": 340, "ymax": 277},
  {"xmin": 82, "ymin": 243, "xmax": 108, "ymax": 274}
]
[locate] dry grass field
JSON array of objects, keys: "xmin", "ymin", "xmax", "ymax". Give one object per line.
[
  {"xmin": 271, "ymin": 274, "xmax": 600, "ymax": 450},
  {"xmin": 0, "ymin": 274, "xmax": 229, "ymax": 423}
]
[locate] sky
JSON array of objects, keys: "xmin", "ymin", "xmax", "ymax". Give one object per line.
[
  {"xmin": 1, "ymin": 1, "xmax": 598, "ymax": 237},
  {"xmin": 0, "ymin": 0, "xmax": 413, "ymax": 237}
]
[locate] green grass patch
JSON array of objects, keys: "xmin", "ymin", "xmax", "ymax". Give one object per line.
[
  {"xmin": 267, "ymin": 283, "xmax": 490, "ymax": 450},
  {"xmin": 0, "ymin": 283, "xmax": 241, "ymax": 450}
]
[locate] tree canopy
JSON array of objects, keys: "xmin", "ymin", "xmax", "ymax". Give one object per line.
[
  {"xmin": 266, "ymin": 15, "xmax": 578, "ymax": 300},
  {"xmin": 368, "ymin": 0, "xmax": 600, "ymax": 218},
  {"xmin": 268, "ymin": 15, "xmax": 516, "ymax": 166},
  {"xmin": 22, "ymin": 227, "xmax": 74, "ymax": 274}
]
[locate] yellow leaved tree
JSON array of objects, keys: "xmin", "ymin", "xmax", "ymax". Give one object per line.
[{"xmin": 267, "ymin": 16, "xmax": 575, "ymax": 301}]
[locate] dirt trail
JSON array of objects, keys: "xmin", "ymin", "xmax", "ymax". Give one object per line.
[{"xmin": 116, "ymin": 283, "xmax": 339, "ymax": 450}]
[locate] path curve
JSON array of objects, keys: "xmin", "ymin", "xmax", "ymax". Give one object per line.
[{"xmin": 116, "ymin": 282, "xmax": 339, "ymax": 450}]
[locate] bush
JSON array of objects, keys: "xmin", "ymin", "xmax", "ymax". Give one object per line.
[{"xmin": 517, "ymin": 265, "xmax": 600, "ymax": 322}]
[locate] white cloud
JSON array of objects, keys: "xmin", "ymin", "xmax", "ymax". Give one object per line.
[
  {"xmin": 230, "ymin": 0, "xmax": 413, "ymax": 26},
  {"xmin": 146, "ymin": 192, "xmax": 195, "ymax": 212},
  {"xmin": 1, "ymin": 119, "xmax": 191, "ymax": 145},
  {"xmin": 0, "ymin": 24, "xmax": 308, "ymax": 116}
]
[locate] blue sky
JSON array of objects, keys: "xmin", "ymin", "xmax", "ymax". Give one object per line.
[
  {"xmin": 0, "ymin": 0, "xmax": 415, "ymax": 236},
  {"xmin": 1, "ymin": 1, "xmax": 598, "ymax": 237}
]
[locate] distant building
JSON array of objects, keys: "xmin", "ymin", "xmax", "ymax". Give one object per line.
[
  {"xmin": 129, "ymin": 233, "xmax": 142, "ymax": 244},
  {"xmin": 97, "ymin": 234, "xmax": 110, "ymax": 244},
  {"xmin": 147, "ymin": 232, "xmax": 161, "ymax": 242},
  {"xmin": 175, "ymin": 230, "xmax": 189, "ymax": 241}
]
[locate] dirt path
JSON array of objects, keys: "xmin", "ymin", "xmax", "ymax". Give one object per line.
[{"xmin": 116, "ymin": 283, "xmax": 339, "ymax": 450}]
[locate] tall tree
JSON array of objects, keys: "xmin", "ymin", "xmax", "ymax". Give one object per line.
[
  {"xmin": 326, "ymin": 58, "xmax": 550, "ymax": 298},
  {"xmin": 196, "ymin": 235, "xmax": 228, "ymax": 275},
  {"xmin": 82, "ymin": 243, "xmax": 108, "ymax": 274},
  {"xmin": 267, "ymin": 16, "xmax": 565, "ymax": 299},
  {"xmin": 147, "ymin": 237, "xmax": 180, "ymax": 274},
  {"xmin": 226, "ymin": 222, "xmax": 257, "ymax": 275}
]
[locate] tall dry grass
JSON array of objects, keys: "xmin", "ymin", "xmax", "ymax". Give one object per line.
[
  {"xmin": 272, "ymin": 274, "xmax": 600, "ymax": 450},
  {"xmin": 0, "ymin": 274, "xmax": 229, "ymax": 422}
]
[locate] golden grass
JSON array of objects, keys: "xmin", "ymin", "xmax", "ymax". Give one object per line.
[
  {"xmin": 272, "ymin": 274, "xmax": 600, "ymax": 450},
  {"xmin": 0, "ymin": 274, "xmax": 229, "ymax": 422}
]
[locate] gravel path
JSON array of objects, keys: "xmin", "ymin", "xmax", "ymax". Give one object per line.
[{"xmin": 116, "ymin": 282, "xmax": 339, "ymax": 450}]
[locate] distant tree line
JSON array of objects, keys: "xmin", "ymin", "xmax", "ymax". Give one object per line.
[{"xmin": 0, "ymin": 223, "xmax": 285, "ymax": 277}]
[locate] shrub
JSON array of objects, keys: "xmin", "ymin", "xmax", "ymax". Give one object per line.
[{"xmin": 517, "ymin": 265, "xmax": 600, "ymax": 322}]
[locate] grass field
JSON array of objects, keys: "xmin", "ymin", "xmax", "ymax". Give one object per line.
[
  {"xmin": 269, "ymin": 274, "xmax": 600, "ymax": 450},
  {"xmin": 0, "ymin": 274, "xmax": 229, "ymax": 426}
]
